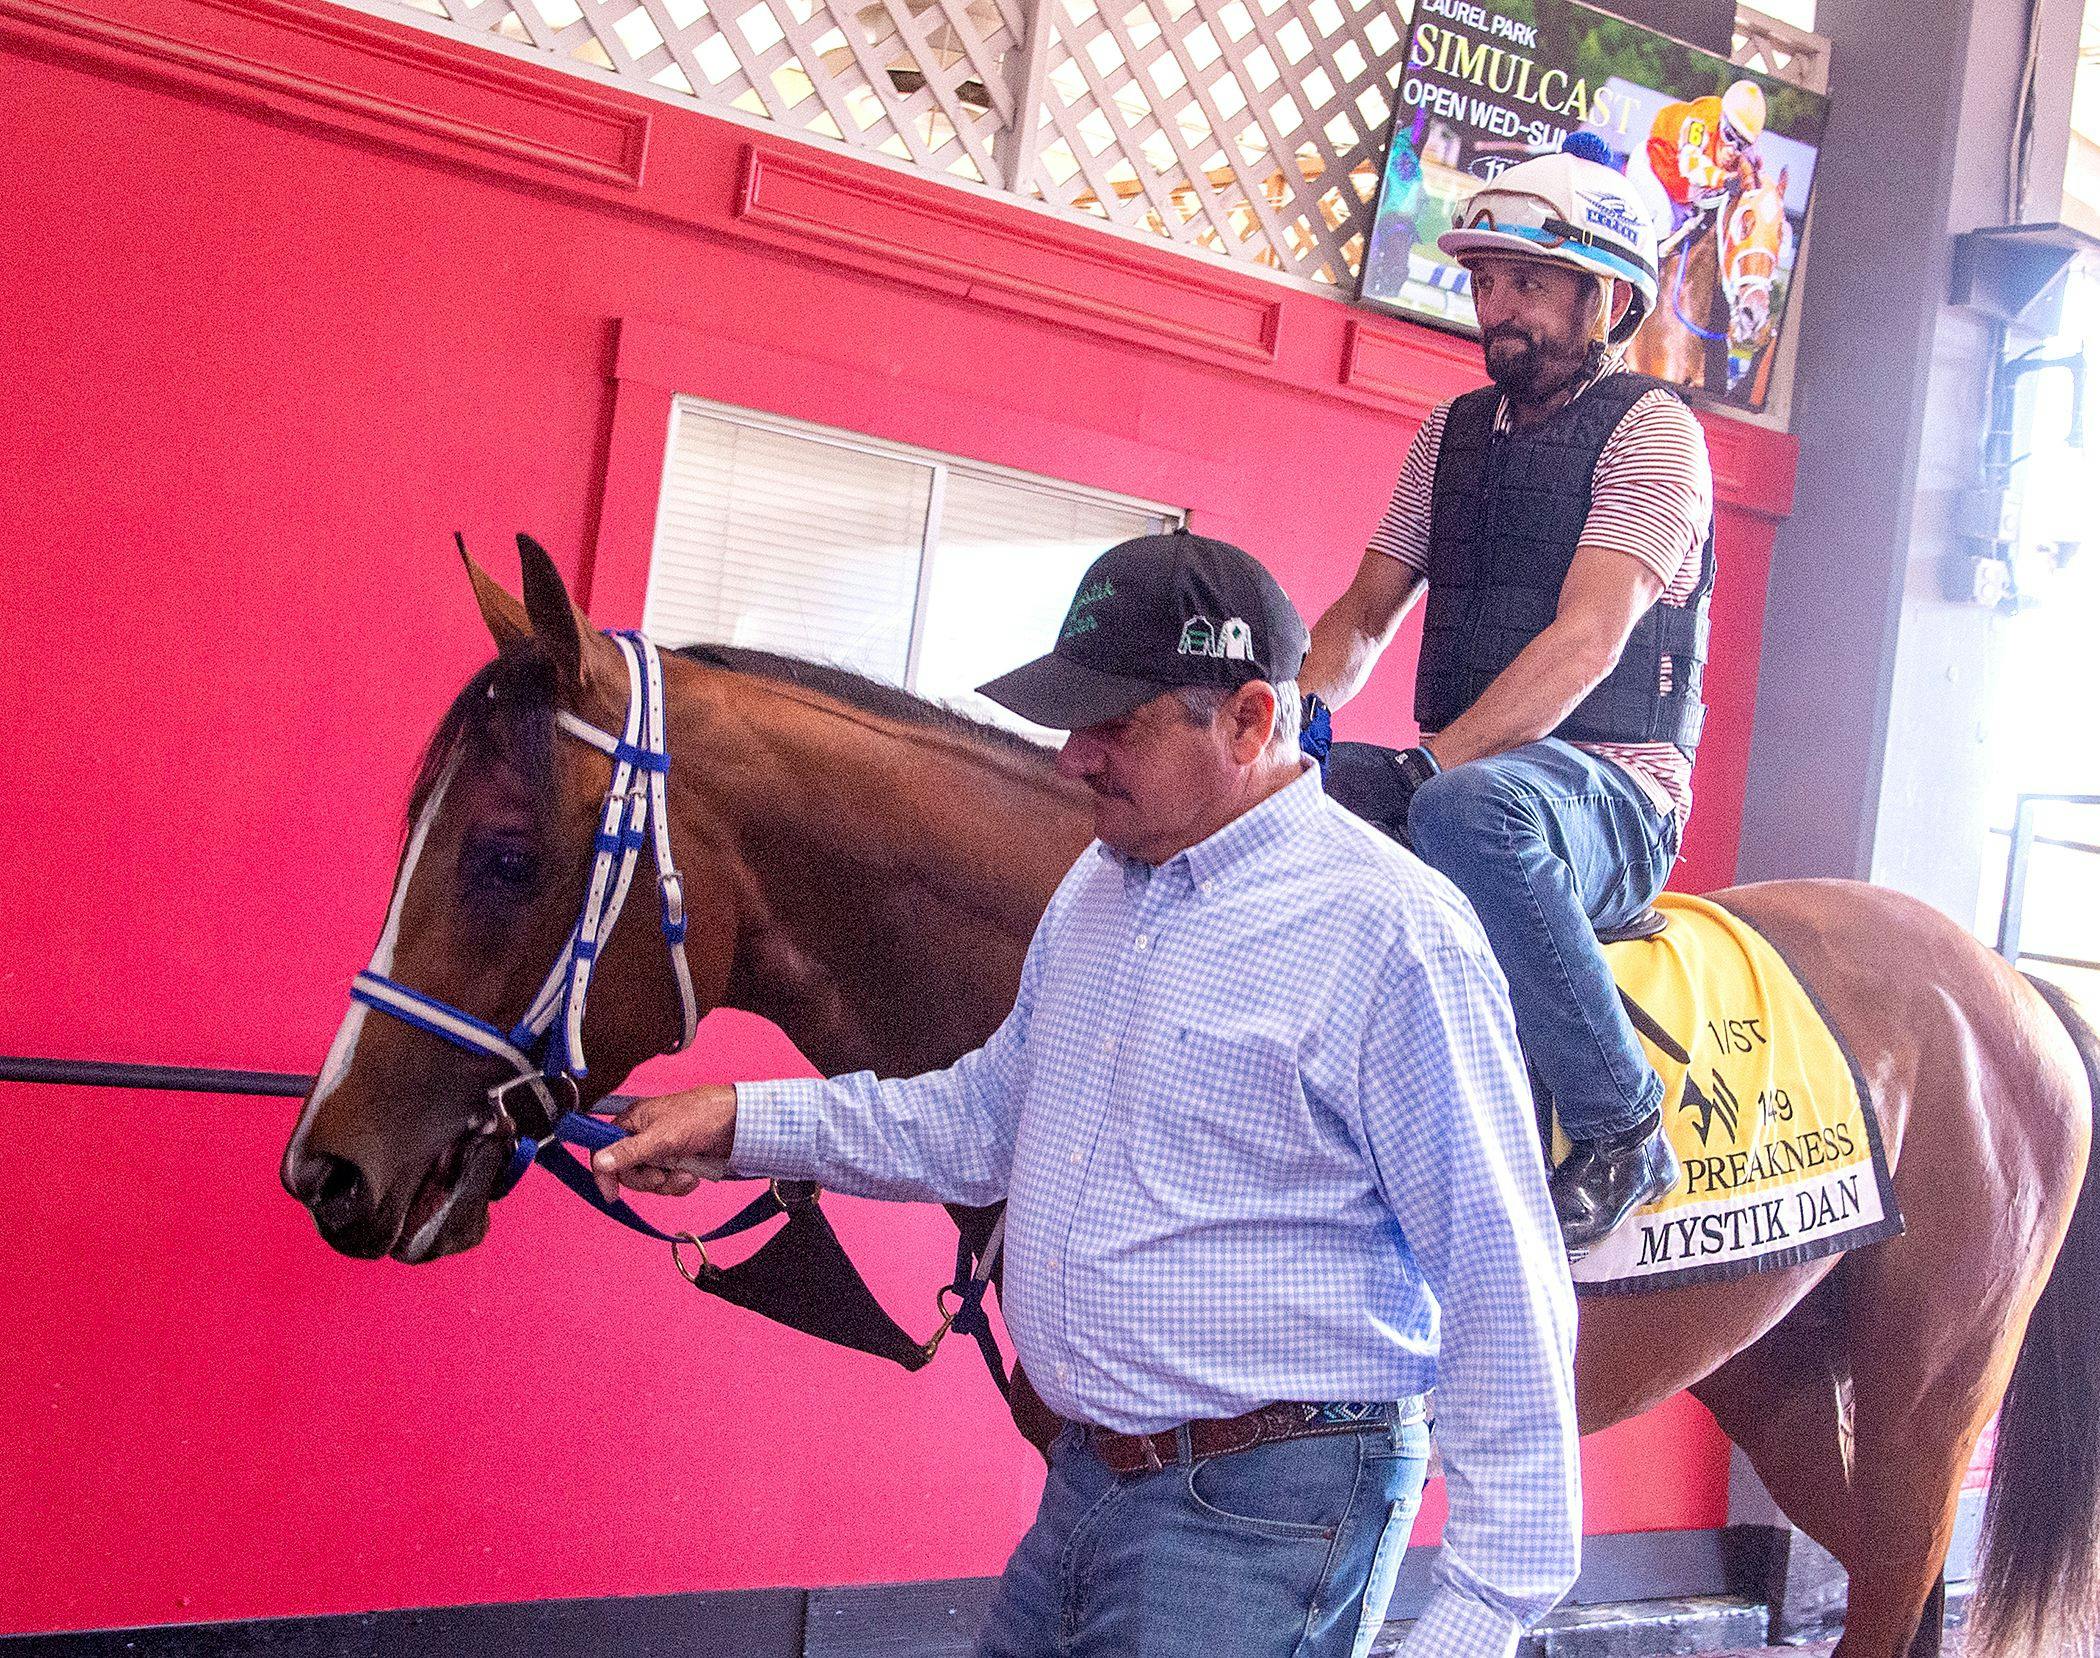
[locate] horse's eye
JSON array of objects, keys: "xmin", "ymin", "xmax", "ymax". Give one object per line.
[
  {"xmin": 494, "ymin": 848, "xmax": 537, "ymax": 886},
  {"xmin": 478, "ymin": 845, "xmax": 539, "ymax": 891}
]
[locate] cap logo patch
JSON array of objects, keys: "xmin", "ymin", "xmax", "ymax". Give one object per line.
[
  {"xmin": 1178, "ymin": 616, "xmax": 1252, "ymax": 661},
  {"xmin": 1059, "ymin": 575, "xmax": 1116, "ymax": 641},
  {"xmin": 1582, "ymin": 191, "xmax": 1640, "ymax": 242}
]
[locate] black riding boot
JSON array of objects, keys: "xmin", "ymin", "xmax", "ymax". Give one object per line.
[{"xmin": 1550, "ymin": 1111, "xmax": 1678, "ymax": 1258}]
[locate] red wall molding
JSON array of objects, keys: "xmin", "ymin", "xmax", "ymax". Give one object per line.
[
  {"xmin": 733, "ymin": 146, "xmax": 1286, "ymax": 371},
  {"xmin": 582, "ymin": 317, "xmax": 689, "ymax": 622},
  {"xmin": 0, "ymin": 0, "xmax": 649, "ymax": 190},
  {"xmin": 1338, "ymin": 315, "xmax": 1486, "ymax": 421},
  {"xmin": 1701, "ymin": 416, "xmax": 1799, "ymax": 523}
]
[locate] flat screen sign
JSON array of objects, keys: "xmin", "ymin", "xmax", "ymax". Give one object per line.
[{"xmin": 1358, "ymin": 0, "xmax": 1830, "ymax": 411}]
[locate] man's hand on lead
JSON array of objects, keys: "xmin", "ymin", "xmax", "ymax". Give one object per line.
[{"xmin": 591, "ymin": 1084, "xmax": 739, "ymax": 1201}]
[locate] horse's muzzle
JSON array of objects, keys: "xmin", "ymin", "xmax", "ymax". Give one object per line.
[{"xmin": 283, "ymin": 1113, "xmax": 513, "ymax": 1262}]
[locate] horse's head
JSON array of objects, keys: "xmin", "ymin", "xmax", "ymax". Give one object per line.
[
  {"xmin": 281, "ymin": 538, "xmax": 736, "ymax": 1262},
  {"xmin": 1720, "ymin": 166, "xmax": 1789, "ymax": 350}
]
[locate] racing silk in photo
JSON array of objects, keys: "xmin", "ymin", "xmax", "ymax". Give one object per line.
[
  {"xmin": 1647, "ymin": 95, "xmax": 1740, "ymax": 209},
  {"xmin": 1369, "ymin": 355, "xmax": 1716, "ymax": 824},
  {"xmin": 733, "ymin": 766, "xmax": 1580, "ymax": 1656}
]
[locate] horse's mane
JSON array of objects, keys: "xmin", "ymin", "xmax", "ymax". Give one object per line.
[
  {"xmin": 674, "ymin": 642, "xmax": 1052, "ymax": 764},
  {"xmin": 406, "ymin": 638, "xmax": 1052, "ymax": 829}
]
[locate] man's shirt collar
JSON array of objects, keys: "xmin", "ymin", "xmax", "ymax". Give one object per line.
[{"xmin": 1094, "ymin": 762, "xmax": 1324, "ymax": 898}]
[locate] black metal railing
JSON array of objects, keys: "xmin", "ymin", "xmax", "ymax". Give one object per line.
[
  {"xmin": 0, "ymin": 1056, "xmax": 313, "ymax": 1095},
  {"xmin": 1995, "ymin": 792, "xmax": 2100, "ymax": 971}
]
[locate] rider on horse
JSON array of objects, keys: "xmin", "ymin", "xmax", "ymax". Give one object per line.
[
  {"xmin": 1304, "ymin": 142, "xmax": 1716, "ymax": 1256},
  {"xmin": 1644, "ymin": 78, "xmax": 1767, "ymax": 238}
]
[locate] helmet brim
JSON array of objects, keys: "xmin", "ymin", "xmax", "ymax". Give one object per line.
[
  {"xmin": 1440, "ymin": 226, "xmax": 1655, "ymax": 286},
  {"xmin": 1437, "ymin": 227, "xmax": 1566, "ymax": 267},
  {"xmin": 1436, "ymin": 230, "xmax": 1652, "ymax": 346}
]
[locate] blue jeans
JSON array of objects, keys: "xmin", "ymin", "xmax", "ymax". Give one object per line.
[
  {"xmin": 974, "ymin": 1405, "xmax": 1432, "ymax": 1658},
  {"xmin": 1407, "ymin": 740, "xmax": 1679, "ymax": 1140}
]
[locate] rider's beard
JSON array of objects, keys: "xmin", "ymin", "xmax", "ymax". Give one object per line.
[{"xmin": 1483, "ymin": 324, "xmax": 1604, "ymax": 409}]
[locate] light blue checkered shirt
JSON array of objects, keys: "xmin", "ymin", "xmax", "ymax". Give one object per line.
[{"xmin": 734, "ymin": 766, "xmax": 1580, "ymax": 1654}]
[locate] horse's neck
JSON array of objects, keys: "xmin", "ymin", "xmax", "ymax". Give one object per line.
[{"xmin": 672, "ymin": 670, "xmax": 1090, "ymax": 1078}]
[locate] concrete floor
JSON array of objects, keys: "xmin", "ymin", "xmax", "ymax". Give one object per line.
[{"xmin": 1711, "ymin": 1645, "xmax": 1967, "ymax": 1657}]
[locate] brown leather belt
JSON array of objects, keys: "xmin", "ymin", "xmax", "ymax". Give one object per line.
[{"xmin": 1086, "ymin": 1400, "xmax": 1415, "ymax": 1476}]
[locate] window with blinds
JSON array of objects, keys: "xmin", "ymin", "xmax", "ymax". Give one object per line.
[{"xmin": 643, "ymin": 398, "xmax": 1180, "ymax": 737}]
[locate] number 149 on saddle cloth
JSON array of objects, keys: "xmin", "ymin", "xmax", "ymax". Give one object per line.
[{"xmin": 1564, "ymin": 893, "xmax": 1902, "ymax": 1294}]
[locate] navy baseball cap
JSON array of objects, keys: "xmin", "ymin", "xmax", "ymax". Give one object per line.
[{"xmin": 977, "ymin": 531, "xmax": 1309, "ymax": 731}]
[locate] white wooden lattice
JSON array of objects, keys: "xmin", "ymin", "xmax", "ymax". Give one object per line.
[
  {"xmin": 404, "ymin": 0, "xmax": 1030, "ymax": 183},
  {"xmin": 1732, "ymin": 6, "xmax": 1831, "ymax": 96},
  {"xmin": 1017, "ymin": 0, "xmax": 1407, "ymax": 284},
  {"xmin": 355, "ymin": 0, "xmax": 1829, "ymax": 290}
]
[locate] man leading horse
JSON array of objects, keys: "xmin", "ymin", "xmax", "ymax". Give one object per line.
[
  {"xmin": 1305, "ymin": 142, "xmax": 1714, "ymax": 1256},
  {"xmin": 592, "ymin": 532, "xmax": 1583, "ymax": 1658}
]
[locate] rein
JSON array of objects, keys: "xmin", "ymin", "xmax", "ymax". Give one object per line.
[
  {"xmin": 341, "ymin": 626, "xmax": 1008, "ymax": 1391},
  {"xmin": 1665, "ymin": 193, "xmax": 1779, "ymax": 348},
  {"xmin": 1666, "ymin": 229, "xmax": 1729, "ymax": 345}
]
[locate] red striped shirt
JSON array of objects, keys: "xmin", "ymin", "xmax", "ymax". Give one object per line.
[{"xmin": 1366, "ymin": 364, "xmax": 1713, "ymax": 823}]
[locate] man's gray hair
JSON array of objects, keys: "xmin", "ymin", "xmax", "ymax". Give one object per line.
[{"xmin": 1173, "ymin": 679, "xmax": 1302, "ymax": 760}]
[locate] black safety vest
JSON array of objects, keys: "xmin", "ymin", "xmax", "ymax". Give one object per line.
[{"xmin": 1415, "ymin": 372, "xmax": 1714, "ymax": 752}]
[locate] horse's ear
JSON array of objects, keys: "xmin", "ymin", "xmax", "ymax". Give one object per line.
[
  {"xmin": 1777, "ymin": 167, "xmax": 1790, "ymax": 197},
  {"xmin": 462, "ymin": 538, "xmax": 534, "ymax": 655},
  {"xmin": 515, "ymin": 533, "xmax": 615, "ymax": 693}
]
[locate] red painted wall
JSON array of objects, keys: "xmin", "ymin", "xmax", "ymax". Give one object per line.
[{"xmin": 0, "ymin": 0, "xmax": 1792, "ymax": 1634}]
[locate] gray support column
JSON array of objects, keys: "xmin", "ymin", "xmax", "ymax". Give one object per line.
[{"xmin": 1735, "ymin": 0, "xmax": 2083, "ymax": 906}]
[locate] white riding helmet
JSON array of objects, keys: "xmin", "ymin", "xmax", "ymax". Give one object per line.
[
  {"xmin": 1721, "ymin": 79, "xmax": 1768, "ymax": 147},
  {"xmin": 1438, "ymin": 147, "xmax": 1660, "ymax": 345}
]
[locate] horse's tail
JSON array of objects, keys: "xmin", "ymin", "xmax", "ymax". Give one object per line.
[{"xmin": 1972, "ymin": 973, "xmax": 2100, "ymax": 1657}]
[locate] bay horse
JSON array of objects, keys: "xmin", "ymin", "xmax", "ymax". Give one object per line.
[
  {"xmin": 282, "ymin": 539, "xmax": 2099, "ymax": 1658},
  {"xmin": 1627, "ymin": 165, "xmax": 1791, "ymax": 401}
]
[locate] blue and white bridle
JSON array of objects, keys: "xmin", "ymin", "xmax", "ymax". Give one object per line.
[
  {"xmin": 325, "ymin": 622, "xmax": 1011, "ymax": 1379},
  {"xmin": 346, "ymin": 629, "xmax": 699, "ymax": 1197}
]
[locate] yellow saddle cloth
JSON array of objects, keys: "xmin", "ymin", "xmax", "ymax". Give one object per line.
[{"xmin": 1568, "ymin": 893, "xmax": 1902, "ymax": 1294}]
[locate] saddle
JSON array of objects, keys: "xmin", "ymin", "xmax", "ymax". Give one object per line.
[{"xmin": 1597, "ymin": 909, "xmax": 1668, "ymax": 944}]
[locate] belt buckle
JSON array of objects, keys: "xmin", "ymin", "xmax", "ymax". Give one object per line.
[{"xmin": 1141, "ymin": 1434, "xmax": 1164, "ymax": 1473}]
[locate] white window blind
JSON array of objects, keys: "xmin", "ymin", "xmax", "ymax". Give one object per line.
[
  {"xmin": 644, "ymin": 413, "xmax": 934, "ymax": 684},
  {"xmin": 644, "ymin": 399, "xmax": 1178, "ymax": 737}
]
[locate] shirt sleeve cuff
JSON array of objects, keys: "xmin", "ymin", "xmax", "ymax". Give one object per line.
[
  {"xmin": 1372, "ymin": 542, "xmax": 1430, "ymax": 575},
  {"xmin": 727, "ymin": 1079, "xmax": 828, "ymax": 1181},
  {"xmin": 1396, "ymin": 1584, "xmax": 1523, "ymax": 1658}
]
